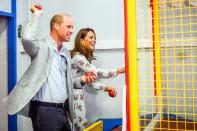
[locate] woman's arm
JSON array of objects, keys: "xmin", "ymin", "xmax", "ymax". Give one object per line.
[
  {"xmin": 73, "ymin": 55, "xmax": 125, "ymax": 79},
  {"xmin": 89, "ymin": 82, "xmax": 117, "ymax": 97}
]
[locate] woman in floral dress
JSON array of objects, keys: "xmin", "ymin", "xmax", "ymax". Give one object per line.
[{"xmin": 70, "ymin": 28, "xmax": 125, "ymax": 131}]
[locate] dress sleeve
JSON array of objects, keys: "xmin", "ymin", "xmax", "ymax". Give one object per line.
[
  {"xmin": 72, "ymin": 54, "xmax": 118, "ymax": 79},
  {"xmin": 89, "ymin": 82, "xmax": 106, "ymax": 91}
]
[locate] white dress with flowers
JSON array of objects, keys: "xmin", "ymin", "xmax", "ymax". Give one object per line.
[{"xmin": 71, "ymin": 53, "xmax": 118, "ymax": 131}]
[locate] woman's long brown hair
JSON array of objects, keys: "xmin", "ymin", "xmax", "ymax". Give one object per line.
[{"xmin": 70, "ymin": 28, "xmax": 96, "ymax": 63}]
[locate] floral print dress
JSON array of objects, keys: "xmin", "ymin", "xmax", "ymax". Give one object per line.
[{"xmin": 71, "ymin": 53, "xmax": 118, "ymax": 131}]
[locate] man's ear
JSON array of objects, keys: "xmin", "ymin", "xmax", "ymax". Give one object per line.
[{"xmin": 54, "ymin": 23, "xmax": 60, "ymax": 30}]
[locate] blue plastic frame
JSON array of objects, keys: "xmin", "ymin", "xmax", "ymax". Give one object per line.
[
  {"xmin": 98, "ymin": 118, "xmax": 122, "ymax": 131},
  {"xmin": 0, "ymin": 1, "xmax": 17, "ymax": 131}
]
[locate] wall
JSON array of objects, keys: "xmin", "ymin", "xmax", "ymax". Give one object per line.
[
  {"xmin": 86, "ymin": 49, "xmax": 125, "ymax": 122},
  {"xmin": 16, "ymin": 0, "xmax": 125, "ymax": 130},
  {"xmin": 16, "ymin": 0, "xmax": 33, "ymax": 130},
  {"xmin": 0, "ymin": 0, "xmax": 11, "ymax": 13},
  {"xmin": 29, "ymin": 0, "xmax": 124, "ymax": 49}
]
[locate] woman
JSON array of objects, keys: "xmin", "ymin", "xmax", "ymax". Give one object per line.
[{"xmin": 70, "ymin": 28, "xmax": 125, "ymax": 131}]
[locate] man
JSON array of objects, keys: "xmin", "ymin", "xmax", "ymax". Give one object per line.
[{"xmin": 4, "ymin": 4, "xmax": 96, "ymax": 131}]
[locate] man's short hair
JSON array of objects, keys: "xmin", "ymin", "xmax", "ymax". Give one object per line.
[{"xmin": 50, "ymin": 13, "xmax": 70, "ymax": 30}]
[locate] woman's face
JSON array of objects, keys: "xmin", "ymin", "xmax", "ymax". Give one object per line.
[{"xmin": 81, "ymin": 31, "xmax": 96, "ymax": 51}]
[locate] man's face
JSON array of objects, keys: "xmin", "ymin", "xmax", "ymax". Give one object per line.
[{"xmin": 57, "ymin": 16, "xmax": 74, "ymax": 42}]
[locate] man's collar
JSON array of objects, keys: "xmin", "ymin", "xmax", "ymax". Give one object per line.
[
  {"xmin": 47, "ymin": 35, "xmax": 68, "ymax": 54},
  {"xmin": 47, "ymin": 36, "xmax": 62, "ymax": 50}
]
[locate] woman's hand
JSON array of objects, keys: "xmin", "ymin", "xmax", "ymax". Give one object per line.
[
  {"xmin": 116, "ymin": 67, "xmax": 125, "ymax": 74},
  {"xmin": 105, "ymin": 86, "xmax": 117, "ymax": 97},
  {"xmin": 80, "ymin": 73, "xmax": 96, "ymax": 84}
]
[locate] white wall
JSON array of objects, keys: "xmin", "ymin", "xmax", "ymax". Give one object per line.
[
  {"xmin": 29, "ymin": 0, "xmax": 124, "ymax": 49},
  {"xmin": 86, "ymin": 49, "xmax": 125, "ymax": 122},
  {"xmin": 0, "ymin": 0, "xmax": 11, "ymax": 13},
  {"xmin": 16, "ymin": 0, "xmax": 125, "ymax": 130},
  {"xmin": 16, "ymin": 0, "xmax": 33, "ymax": 130}
]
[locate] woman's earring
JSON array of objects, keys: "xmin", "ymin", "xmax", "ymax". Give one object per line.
[{"xmin": 81, "ymin": 41, "xmax": 84, "ymax": 46}]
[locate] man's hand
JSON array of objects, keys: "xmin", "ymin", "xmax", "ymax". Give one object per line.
[{"xmin": 30, "ymin": 4, "xmax": 43, "ymax": 16}]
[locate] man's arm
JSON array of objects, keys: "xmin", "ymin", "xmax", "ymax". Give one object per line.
[{"xmin": 22, "ymin": 4, "xmax": 43, "ymax": 57}]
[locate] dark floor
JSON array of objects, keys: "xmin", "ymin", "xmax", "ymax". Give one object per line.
[
  {"xmin": 113, "ymin": 117, "xmax": 197, "ymax": 131},
  {"xmin": 140, "ymin": 119, "xmax": 153, "ymax": 131},
  {"xmin": 153, "ymin": 118, "xmax": 197, "ymax": 131}
]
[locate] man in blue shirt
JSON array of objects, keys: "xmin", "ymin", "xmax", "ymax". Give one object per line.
[{"xmin": 4, "ymin": 4, "xmax": 96, "ymax": 131}]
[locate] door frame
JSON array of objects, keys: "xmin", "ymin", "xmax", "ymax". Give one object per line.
[{"xmin": 0, "ymin": 0, "xmax": 17, "ymax": 131}]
